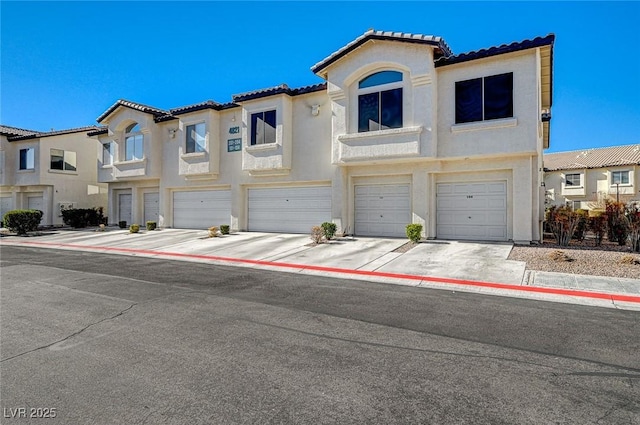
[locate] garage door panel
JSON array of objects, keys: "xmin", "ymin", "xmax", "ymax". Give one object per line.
[
  {"xmin": 355, "ymin": 184, "xmax": 411, "ymax": 237},
  {"xmin": 144, "ymin": 192, "xmax": 159, "ymax": 224},
  {"xmin": 248, "ymin": 187, "xmax": 331, "ymax": 234},
  {"xmin": 437, "ymin": 181, "xmax": 507, "ymax": 241},
  {"xmin": 173, "ymin": 190, "xmax": 231, "ymax": 229}
]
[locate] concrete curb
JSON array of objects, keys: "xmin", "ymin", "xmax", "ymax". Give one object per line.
[{"xmin": 3, "ymin": 239, "xmax": 640, "ymax": 309}]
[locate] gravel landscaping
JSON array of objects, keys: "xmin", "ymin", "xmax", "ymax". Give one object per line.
[{"xmin": 508, "ymin": 236, "xmax": 640, "ymax": 279}]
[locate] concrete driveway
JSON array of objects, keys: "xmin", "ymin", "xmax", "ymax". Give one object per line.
[{"xmin": 3, "ymin": 228, "xmax": 526, "ymax": 285}]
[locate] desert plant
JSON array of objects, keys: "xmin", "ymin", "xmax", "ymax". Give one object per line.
[
  {"xmin": 619, "ymin": 254, "xmax": 640, "ymax": 265},
  {"xmin": 623, "ymin": 203, "xmax": 640, "ymax": 252},
  {"xmin": 321, "ymin": 222, "xmax": 337, "ymax": 240},
  {"xmin": 572, "ymin": 209, "xmax": 589, "ymax": 241},
  {"xmin": 548, "ymin": 250, "xmax": 573, "ymax": 262},
  {"xmin": 220, "ymin": 224, "xmax": 230, "ymax": 235},
  {"xmin": 208, "ymin": 226, "xmax": 219, "ymax": 238},
  {"xmin": 545, "ymin": 206, "xmax": 579, "ymax": 246},
  {"xmin": 605, "ymin": 200, "xmax": 627, "ymax": 244},
  {"xmin": 129, "ymin": 224, "xmax": 140, "ymax": 233},
  {"xmin": 405, "ymin": 223, "xmax": 423, "ymax": 243},
  {"xmin": 146, "ymin": 221, "xmax": 157, "ymax": 231},
  {"xmin": 3, "ymin": 209, "xmax": 43, "ymax": 235},
  {"xmin": 310, "ymin": 226, "xmax": 324, "ymax": 244},
  {"xmin": 97, "ymin": 224, "xmax": 106, "ymax": 232},
  {"xmin": 118, "ymin": 221, "xmax": 127, "ymax": 229},
  {"xmin": 587, "ymin": 213, "xmax": 607, "ymax": 246}
]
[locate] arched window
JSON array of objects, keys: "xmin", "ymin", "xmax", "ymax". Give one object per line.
[
  {"xmin": 358, "ymin": 71, "xmax": 403, "ymax": 132},
  {"xmin": 124, "ymin": 123, "xmax": 143, "ymax": 161}
]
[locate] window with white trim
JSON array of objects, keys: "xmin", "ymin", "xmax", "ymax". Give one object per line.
[
  {"xmin": 455, "ymin": 72, "xmax": 513, "ymax": 124},
  {"xmin": 124, "ymin": 123, "xmax": 143, "ymax": 161},
  {"xmin": 565, "ymin": 173, "xmax": 581, "ymax": 186},
  {"xmin": 19, "ymin": 148, "xmax": 35, "ymax": 170},
  {"xmin": 102, "ymin": 142, "xmax": 113, "ymax": 166},
  {"xmin": 358, "ymin": 71, "xmax": 403, "ymax": 132},
  {"xmin": 611, "ymin": 170, "xmax": 630, "ymax": 185},
  {"xmin": 185, "ymin": 122, "xmax": 206, "ymax": 153},
  {"xmin": 50, "ymin": 148, "xmax": 76, "ymax": 171},
  {"xmin": 251, "ymin": 110, "xmax": 276, "ymax": 145}
]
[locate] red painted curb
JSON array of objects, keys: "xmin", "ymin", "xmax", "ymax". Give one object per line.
[{"xmin": 3, "ymin": 239, "xmax": 640, "ymax": 304}]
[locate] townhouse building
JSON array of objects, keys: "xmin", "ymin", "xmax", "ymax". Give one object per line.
[
  {"xmin": 544, "ymin": 144, "xmax": 640, "ymax": 210},
  {"xmin": 0, "ymin": 125, "xmax": 108, "ymax": 225},
  {"xmin": 92, "ymin": 30, "xmax": 554, "ymax": 243}
]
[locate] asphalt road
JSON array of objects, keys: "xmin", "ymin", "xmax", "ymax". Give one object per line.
[{"xmin": 1, "ymin": 245, "xmax": 639, "ymax": 424}]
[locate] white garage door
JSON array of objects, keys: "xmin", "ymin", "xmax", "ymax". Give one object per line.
[
  {"xmin": 1, "ymin": 197, "xmax": 13, "ymax": 220},
  {"xmin": 28, "ymin": 195, "xmax": 44, "ymax": 212},
  {"xmin": 173, "ymin": 190, "xmax": 231, "ymax": 229},
  {"xmin": 118, "ymin": 194, "xmax": 132, "ymax": 224},
  {"xmin": 437, "ymin": 181, "xmax": 507, "ymax": 241},
  {"xmin": 355, "ymin": 184, "xmax": 411, "ymax": 237},
  {"xmin": 144, "ymin": 192, "xmax": 159, "ymax": 224},
  {"xmin": 248, "ymin": 186, "xmax": 331, "ymax": 233}
]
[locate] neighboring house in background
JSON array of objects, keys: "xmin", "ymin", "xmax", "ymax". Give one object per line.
[
  {"xmin": 91, "ymin": 29, "xmax": 553, "ymax": 243},
  {"xmin": 544, "ymin": 144, "xmax": 640, "ymax": 210},
  {"xmin": 0, "ymin": 125, "xmax": 108, "ymax": 226}
]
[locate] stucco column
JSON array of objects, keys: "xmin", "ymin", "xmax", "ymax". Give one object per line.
[
  {"xmin": 412, "ymin": 170, "xmax": 428, "ymax": 238},
  {"xmin": 512, "ymin": 160, "xmax": 533, "ymax": 243},
  {"xmin": 231, "ymin": 184, "xmax": 244, "ymax": 232},
  {"xmin": 131, "ymin": 186, "xmax": 140, "ymax": 226},
  {"xmin": 332, "ymin": 167, "xmax": 348, "ymax": 235}
]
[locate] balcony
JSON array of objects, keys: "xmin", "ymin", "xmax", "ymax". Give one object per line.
[{"xmin": 335, "ymin": 126, "xmax": 423, "ymax": 163}]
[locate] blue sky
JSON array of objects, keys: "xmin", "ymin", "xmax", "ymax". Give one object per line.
[{"xmin": 1, "ymin": 1, "xmax": 638, "ymax": 153}]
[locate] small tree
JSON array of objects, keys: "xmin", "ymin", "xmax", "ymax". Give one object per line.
[
  {"xmin": 4, "ymin": 209, "xmax": 43, "ymax": 235},
  {"xmin": 623, "ymin": 204, "xmax": 640, "ymax": 252},
  {"xmin": 405, "ymin": 224, "xmax": 423, "ymax": 243},
  {"xmin": 587, "ymin": 213, "xmax": 607, "ymax": 247},
  {"xmin": 573, "ymin": 209, "xmax": 589, "ymax": 241},
  {"xmin": 605, "ymin": 200, "xmax": 627, "ymax": 245},
  {"xmin": 546, "ymin": 205, "xmax": 579, "ymax": 246}
]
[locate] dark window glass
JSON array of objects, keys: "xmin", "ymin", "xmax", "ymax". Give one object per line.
[
  {"xmin": 359, "ymin": 71, "xmax": 403, "ymax": 89},
  {"xmin": 186, "ymin": 123, "xmax": 205, "ymax": 153},
  {"xmin": 50, "ymin": 149, "xmax": 64, "ymax": 170},
  {"xmin": 455, "ymin": 78, "xmax": 482, "ymax": 123},
  {"xmin": 358, "ymin": 92, "xmax": 379, "ymax": 132},
  {"xmin": 19, "ymin": 148, "xmax": 34, "ymax": 170},
  {"xmin": 484, "ymin": 73, "xmax": 513, "ymax": 120},
  {"xmin": 380, "ymin": 88, "xmax": 403, "ymax": 129},
  {"xmin": 251, "ymin": 110, "xmax": 277, "ymax": 145}
]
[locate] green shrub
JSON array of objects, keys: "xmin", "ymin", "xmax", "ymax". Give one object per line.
[
  {"xmin": 129, "ymin": 224, "xmax": 140, "ymax": 233},
  {"xmin": 321, "ymin": 222, "xmax": 337, "ymax": 240},
  {"xmin": 146, "ymin": 221, "xmax": 157, "ymax": 231},
  {"xmin": 220, "ymin": 224, "xmax": 230, "ymax": 235},
  {"xmin": 623, "ymin": 204, "xmax": 640, "ymax": 252},
  {"xmin": 61, "ymin": 207, "xmax": 104, "ymax": 228},
  {"xmin": 605, "ymin": 200, "xmax": 627, "ymax": 244},
  {"xmin": 3, "ymin": 209, "xmax": 43, "ymax": 235},
  {"xmin": 406, "ymin": 224, "xmax": 423, "ymax": 243},
  {"xmin": 118, "ymin": 221, "xmax": 127, "ymax": 229}
]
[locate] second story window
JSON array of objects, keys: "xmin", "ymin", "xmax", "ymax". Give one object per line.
[
  {"xmin": 19, "ymin": 148, "xmax": 35, "ymax": 170},
  {"xmin": 124, "ymin": 123, "xmax": 143, "ymax": 161},
  {"xmin": 186, "ymin": 123, "xmax": 206, "ymax": 153},
  {"xmin": 102, "ymin": 142, "xmax": 113, "ymax": 166},
  {"xmin": 455, "ymin": 72, "xmax": 513, "ymax": 124},
  {"xmin": 50, "ymin": 148, "xmax": 77, "ymax": 171},
  {"xmin": 611, "ymin": 170, "xmax": 630, "ymax": 185},
  {"xmin": 251, "ymin": 110, "xmax": 276, "ymax": 145},
  {"xmin": 565, "ymin": 173, "xmax": 581, "ymax": 186},
  {"xmin": 358, "ymin": 70, "xmax": 403, "ymax": 133}
]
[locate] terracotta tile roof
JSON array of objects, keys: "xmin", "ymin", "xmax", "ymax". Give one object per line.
[
  {"xmin": 0, "ymin": 125, "xmax": 39, "ymax": 137},
  {"xmin": 97, "ymin": 99, "xmax": 170, "ymax": 123},
  {"xmin": 312, "ymin": 29, "xmax": 452, "ymax": 76},
  {"xmin": 232, "ymin": 83, "xmax": 326, "ymax": 103},
  {"xmin": 544, "ymin": 144, "xmax": 640, "ymax": 171},
  {"xmin": 434, "ymin": 34, "xmax": 555, "ymax": 67},
  {"xmin": 170, "ymin": 100, "xmax": 223, "ymax": 115},
  {"xmin": 7, "ymin": 125, "xmax": 105, "ymax": 141}
]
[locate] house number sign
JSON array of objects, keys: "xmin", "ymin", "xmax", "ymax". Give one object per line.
[{"xmin": 229, "ymin": 126, "xmax": 240, "ymax": 134}]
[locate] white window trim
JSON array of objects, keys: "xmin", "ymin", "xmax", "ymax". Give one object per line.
[
  {"xmin": 610, "ymin": 170, "xmax": 632, "ymax": 187},
  {"xmin": 184, "ymin": 121, "xmax": 207, "ymax": 154},
  {"xmin": 451, "ymin": 117, "xmax": 517, "ymax": 133},
  {"xmin": 356, "ymin": 72, "xmax": 405, "ymax": 133},
  {"xmin": 249, "ymin": 109, "xmax": 278, "ymax": 146},
  {"xmin": 102, "ymin": 142, "xmax": 114, "ymax": 168},
  {"xmin": 564, "ymin": 172, "xmax": 583, "ymax": 188},
  {"xmin": 123, "ymin": 125, "xmax": 144, "ymax": 162},
  {"xmin": 49, "ymin": 148, "xmax": 77, "ymax": 173}
]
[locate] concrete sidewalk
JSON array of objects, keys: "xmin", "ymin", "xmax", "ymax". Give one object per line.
[{"xmin": 1, "ymin": 227, "xmax": 639, "ymax": 310}]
